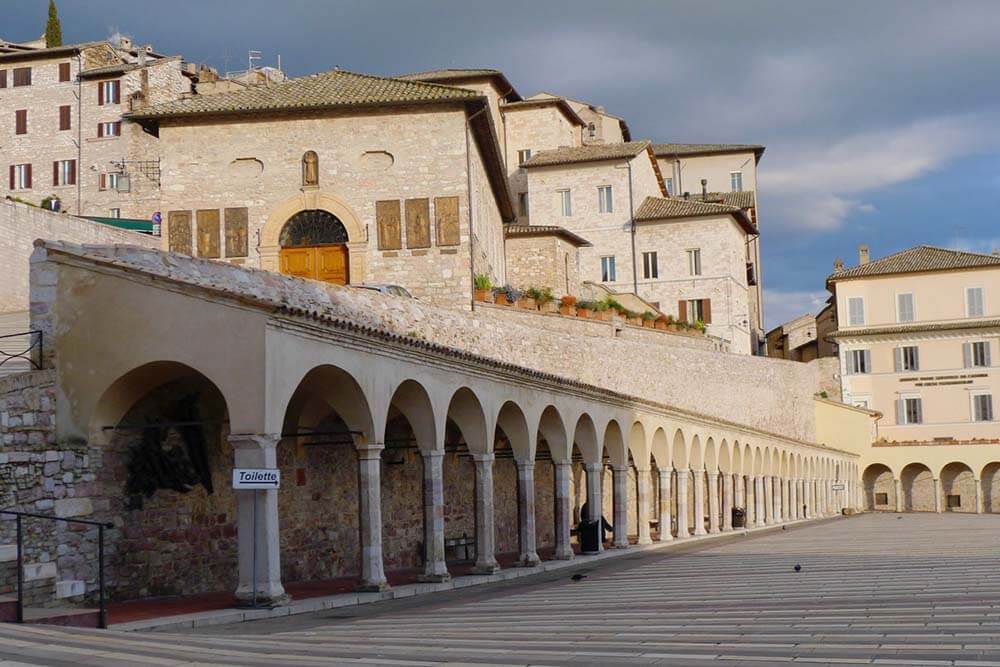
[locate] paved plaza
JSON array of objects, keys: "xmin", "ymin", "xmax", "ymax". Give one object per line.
[{"xmin": 3, "ymin": 513, "xmax": 1000, "ymax": 665}]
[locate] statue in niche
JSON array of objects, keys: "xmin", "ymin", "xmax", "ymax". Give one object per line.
[{"xmin": 302, "ymin": 150, "xmax": 319, "ymax": 187}]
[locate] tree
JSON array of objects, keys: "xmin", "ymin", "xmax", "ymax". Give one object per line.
[{"xmin": 45, "ymin": 0, "xmax": 62, "ymax": 48}]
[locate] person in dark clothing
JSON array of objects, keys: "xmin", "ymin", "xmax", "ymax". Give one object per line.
[{"xmin": 580, "ymin": 502, "xmax": 614, "ymax": 542}]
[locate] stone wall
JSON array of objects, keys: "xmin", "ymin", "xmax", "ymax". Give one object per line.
[{"xmin": 505, "ymin": 234, "xmax": 583, "ymax": 296}]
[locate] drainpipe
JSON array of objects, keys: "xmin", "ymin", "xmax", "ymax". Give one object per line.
[
  {"xmin": 76, "ymin": 51, "xmax": 83, "ymax": 215},
  {"xmin": 628, "ymin": 158, "xmax": 637, "ymax": 295},
  {"xmin": 466, "ymin": 104, "xmax": 487, "ymax": 310}
]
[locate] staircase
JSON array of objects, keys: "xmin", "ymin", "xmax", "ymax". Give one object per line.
[{"xmin": 0, "ymin": 542, "xmax": 100, "ymax": 628}]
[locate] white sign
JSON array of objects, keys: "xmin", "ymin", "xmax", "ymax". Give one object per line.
[
  {"xmin": 232, "ymin": 468, "xmax": 281, "ymax": 489},
  {"xmin": 832, "ymin": 483, "xmax": 845, "ymax": 491}
]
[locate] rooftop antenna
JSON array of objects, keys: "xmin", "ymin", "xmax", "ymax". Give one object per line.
[{"xmin": 248, "ymin": 49, "xmax": 261, "ymax": 73}]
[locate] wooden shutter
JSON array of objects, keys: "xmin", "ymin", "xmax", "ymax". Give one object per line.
[
  {"xmin": 678, "ymin": 300, "xmax": 687, "ymax": 323},
  {"xmin": 963, "ymin": 343, "xmax": 972, "ymax": 368},
  {"xmin": 98, "ymin": 82, "xmax": 104, "ymax": 106},
  {"xmin": 113, "ymin": 121, "xmax": 121, "ymax": 136},
  {"xmin": 914, "ymin": 399, "xmax": 923, "ymax": 424},
  {"xmin": 59, "ymin": 105, "xmax": 71, "ymax": 131},
  {"xmin": 912, "ymin": 347, "xmax": 920, "ymax": 371},
  {"xmin": 895, "ymin": 399, "xmax": 904, "ymax": 425},
  {"xmin": 99, "ymin": 174, "xmax": 106, "ymax": 190},
  {"xmin": 863, "ymin": 350, "xmax": 871, "ymax": 373},
  {"xmin": 0, "ymin": 70, "xmax": 6, "ymax": 88},
  {"xmin": 8, "ymin": 165, "xmax": 14, "ymax": 190},
  {"xmin": 893, "ymin": 348, "xmax": 902, "ymax": 372},
  {"xmin": 24, "ymin": 164, "xmax": 31, "ymax": 189},
  {"xmin": 985, "ymin": 343, "xmax": 993, "ymax": 367},
  {"xmin": 702, "ymin": 299, "xmax": 712, "ymax": 324},
  {"xmin": 97, "ymin": 123, "xmax": 104, "ymax": 138},
  {"xmin": 59, "ymin": 62, "xmax": 71, "ymax": 82},
  {"xmin": 68, "ymin": 160, "xmax": 76, "ymax": 186},
  {"xmin": 112, "ymin": 80, "xmax": 120, "ymax": 104},
  {"xmin": 15, "ymin": 110, "xmax": 26, "ymax": 135},
  {"xmin": 53, "ymin": 161, "xmax": 59, "ymax": 186}
]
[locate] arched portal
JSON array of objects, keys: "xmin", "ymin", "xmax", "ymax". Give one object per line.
[
  {"xmin": 900, "ymin": 462, "xmax": 935, "ymax": 512},
  {"xmin": 278, "ymin": 209, "xmax": 351, "ymax": 284},
  {"xmin": 862, "ymin": 463, "xmax": 895, "ymax": 511},
  {"xmin": 940, "ymin": 462, "xmax": 976, "ymax": 513}
]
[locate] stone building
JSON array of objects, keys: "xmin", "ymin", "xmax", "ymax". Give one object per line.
[{"xmin": 766, "ymin": 299, "xmax": 838, "ymax": 363}]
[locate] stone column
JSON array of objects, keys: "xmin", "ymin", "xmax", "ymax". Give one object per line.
[
  {"xmin": 231, "ymin": 434, "xmax": 289, "ymax": 607},
  {"xmin": 707, "ymin": 471, "xmax": 721, "ymax": 533},
  {"xmin": 515, "ymin": 460, "xmax": 540, "ymax": 566},
  {"xmin": 763, "ymin": 475, "xmax": 773, "ymax": 525},
  {"xmin": 782, "ymin": 477, "xmax": 791, "ymax": 521},
  {"xmin": 553, "ymin": 461, "xmax": 574, "ymax": 560},
  {"xmin": 658, "ymin": 468, "xmax": 673, "ymax": 541},
  {"xmin": 612, "ymin": 465, "xmax": 629, "ymax": 548},
  {"xmin": 472, "ymin": 453, "xmax": 500, "ymax": 573},
  {"xmin": 975, "ymin": 478, "xmax": 984, "ymax": 514},
  {"xmin": 676, "ymin": 469, "xmax": 690, "ymax": 538},
  {"xmin": 894, "ymin": 478, "xmax": 903, "ymax": 512},
  {"xmin": 811, "ymin": 479, "xmax": 820, "ymax": 517},
  {"xmin": 773, "ymin": 477, "xmax": 783, "ymax": 523},
  {"xmin": 692, "ymin": 469, "xmax": 707, "ymax": 536},
  {"xmin": 585, "ymin": 462, "xmax": 604, "ymax": 551},
  {"xmin": 788, "ymin": 478, "xmax": 796, "ymax": 520},
  {"xmin": 636, "ymin": 467, "xmax": 653, "ymax": 545},
  {"xmin": 828, "ymin": 479, "xmax": 836, "ymax": 513},
  {"xmin": 722, "ymin": 473, "xmax": 734, "ymax": 531},
  {"xmin": 755, "ymin": 476, "xmax": 766, "ymax": 526},
  {"xmin": 357, "ymin": 443, "xmax": 389, "ymax": 591},
  {"xmin": 933, "ymin": 477, "xmax": 943, "ymax": 514},
  {"xmin": 418, "ymin": 450, "xmax": 449, "ymax": 582}
]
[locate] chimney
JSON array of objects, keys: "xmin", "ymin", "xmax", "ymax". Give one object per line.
[
  {"xmin": 858, "ymin": 244, "xmax": 870, "ymax": 265},
  {"xmin": 701, "ymin": 178, "xmax": 708, "ymax": 200},
  {"xmin": 833, "ymin": 258, "xmax": 845, "ymax": 272},
  {"xmin": 683, "ymin": 191, "xmax": 690, "ymax": 200}
]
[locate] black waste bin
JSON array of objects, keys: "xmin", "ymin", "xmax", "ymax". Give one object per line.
[
  {"xmin": 732, "ymin": 507, "xmax": 746, "ymax": 528},
  {"xmin": 578, "ymin": 519, "xmax": 601, "ymax": 554}
]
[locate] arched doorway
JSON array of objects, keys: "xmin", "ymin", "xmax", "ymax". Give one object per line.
[
  {"xmin": 862, "ymin": 463, "xmax": 895, "ymax": 511},
  {"xmin": 278, "ymin": 209, "xmax": 350, "ymax": 284}
]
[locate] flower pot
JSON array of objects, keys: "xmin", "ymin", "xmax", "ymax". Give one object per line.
[
  {"xmin": 559, "ymin": 305, "xmax": 576, "ymax": 317},
  {"xmin": 517, "ymin": 297, "xmax": 536, "ymax": 310},
  {"xmin": 577, "ymin": 308, "xmax": 593, "ymax": 319},
  {"xmin": 654, "ymin": 320, "xmax": 668, "ymax": 330},
  {"xmin": 474, "ymin": 289, "xmax": 493, "ymax": 303},
  {"xmin": 540, "ymin": 301, "xmax": 558, "ymax": 314},
  {"xmin": 642, "ymin": 319, "xmax": 654, "ymax": 328},
  {"xmin": 628, "ymin": 317, "xmax": 642, "ymax": 326}
]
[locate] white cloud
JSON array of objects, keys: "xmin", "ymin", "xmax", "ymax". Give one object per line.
[{"xmin": 763, "ymin": 289, "xmax": 830, "ymax": 332}]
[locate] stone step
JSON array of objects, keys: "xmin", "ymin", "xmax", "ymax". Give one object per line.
[
  {"xmin": 22, "ymin": 562, "xmax": 56, "ymax": 581},
  {"xmin": 54, "ymin": 580, "xmax": 84, "ymax": 599},
  {"xmin": 0, "ymin": 545, "xmax": 16, "ymax": 563}
]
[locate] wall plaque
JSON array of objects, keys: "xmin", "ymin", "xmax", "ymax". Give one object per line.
[
  {"xmin": 224, "ymin": 207, "xmax": 249, "ymax": 257},
  {"xmin": 167, "ymin": 210, "xmax": 192, "ymax": 255},
  {"xmin": 376, "ymin": 200, "xmax": 401, "ymax": 251},
  {"xmin": 196, "ymin": 209, "xmax": 221, "ymax": 258},
  {"xmin": 405, "ymin": 198, "xmax": 431, "ymax": 249},
  {"xmin": 435, "ymin": 196, "xmax": 460, "ymax": 246}
]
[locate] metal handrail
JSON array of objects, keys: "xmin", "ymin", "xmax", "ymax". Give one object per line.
[
  {"xmin": 0, "ymin": 510, "xmax": 114, "ymax": 629},
  {"xmin": 0, "ymin": 331, "xmax": 43, "ymax": 370}
]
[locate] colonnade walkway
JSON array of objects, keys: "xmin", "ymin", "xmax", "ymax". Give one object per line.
[{"xmin": 5, "ymin": 513, "xmax": 1000, "ymax": 665}]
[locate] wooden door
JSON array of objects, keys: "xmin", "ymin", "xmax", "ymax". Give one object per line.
[
  {"xmin": 279, "ymin": 247, "xmax": 315, "ymax": 280},
  {"xmin": 278, "ymin": 245, "xmax": 349, "ymax": 285}
]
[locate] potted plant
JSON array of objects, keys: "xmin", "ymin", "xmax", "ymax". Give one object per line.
[
  {"xmin": 576, "ymin": 300, "xmax": 596, "ymax": 318},
  {"xmin": 624, "ymin": 310, "xmax": 642, "ymax": 326},
  {"xmin": 654, "ymin": 314, "xmax": 670, "ymax": 330},
  {"xmin": 493, "ymin": 285, "xmax": 520, "ymax": 306},
  {"xmin": 559, "ymin": 295, "xmax": 577, "ymax": 316},
  {"xmin": 533, "ymin": 287, "xmax": 557, "ymax": 313},
  {"xmin": 474, "ymin": 274, "xmax": 493, "ymax": 303},
  {"xmin": 593, "ymin": 299, "xmax": 612, "ymax": 321},
  {"xmin": 641, "ymin": 311, "xmax": 657, "ymax": 328}
]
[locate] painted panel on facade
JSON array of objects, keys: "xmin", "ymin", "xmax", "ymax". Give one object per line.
[
  {"xmin": 376, "ymin": 200, "xmax": 401, "ymax": 251},
  {"xmin": 196, "ymin": 209, "xmax": 221, "ymax": 258},
  {"xmin": 405, "ymin": 198, "xmax": 431, "ymax": 249},
  {"xmin": 435, "ymin": 196, "xmax": 460, "ymax": 247},
  {"xmin": 167, "ymin": 210, "xmax": 192, "ymax": 255},
  {"xmin": 224, "ymin": 207, "xmax": 249, "ymax": 258}
]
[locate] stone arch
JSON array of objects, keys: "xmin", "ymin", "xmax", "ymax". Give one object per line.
[
  {"xmin": 628, "ymin": 421, "xmax": 651, "ymax": 469},
  {"xmin": 259, "ymin": 191, "xmax": 366, "ymax": 274},
  {"xmin": 602, "ymin": 419, "xmax": 628, "ymax": 467},
  {"xmin": 900, "ymin": 462, "xmax": 935, "ymax": 512},
  {"xmin": 689, "ymin": 435, "xmax": 704, "ymax": 470},
  {"xmin": 537, "ymin": 405, "xmax": 569, "ymax": 462},
  {"xmin": 650, "ymin": 427, "xmax": 670, "ymax": 470},
  {"xmin": 719, "ymin": 440, "xmax": 732, "ymax": 474},
  {"xmin": 862, "ymin": 463, "xmax": 895, "ymax": 511},
  {"xmin": 573, "ymin": 413, "xmax": 601, "ymax": 464},
  {"xmin": 671, "ymin": 428, "xmax": 688, "ymax": 469},
  {"xmin": 446, "ymin": 387, "xmax": 489, "ymax": 454},
  {"xmin": 282, "ymin": 364, "xmax": 375, "ymax": 443},
  {"xmin": 704, "ymin": 438, "xmax": 717, "ymax": 472},
  {"xmin": 940, "ymin": 461, "xmax": 976, "ymax": 513},
  {"xmin": 496, "ymin": 401, "xmax": 532, "ymax": 462},
  {"xmin": 982, "ymin": 462, "xmax": 1000, "ymax": 513},
  {"xmin": 385, "ymin": 378, "xmax": 436, "ymax": 452}
]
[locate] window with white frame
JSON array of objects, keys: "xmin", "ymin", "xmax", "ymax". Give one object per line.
[
  {"xmin": 597, "ymin": 185, "xmax": 613, "ymax": 213},
  {"xmin": 109, "ymin": 208, "xmax": 121, "ymax": 219},
  {"xmin": 897, "ymin": 293, "xmax": 915, "ymax": 322},
  {"xmin": 98, "ymin": 121, "xmax": 121, "ymax": 138},
  {"xmin": 98, "ymin": 80, "xmax": 120, "ymax": 105},
  {"xmin": 665, "ymin": 177, "xmax": 673, "ymax": 196},
  {"xmin": 642, "ymin": 251, "xmax": 658, "ymax": 279},
  {"xmin": 972, "ymin": 393, "xmax": 994, "ymax": 422},
  {"xmin": 964, "ymin": 341, "xmax": 992, "ymax": 368},
  {"xmin": 686, "ymin": 298, "xmax": 709, "ymax": 323},
  {"xmin": 558, "ymin": 189, "xmax": 572, "ymax": 217},
  {"xmin": 601, "ymin": 255, "xmax": 616, "ymax": 282},
  {"xmin": 54, "ymin": 159, "xmax": 75, "ymax": 186},
  {"xmin": 730, "ymin": 171, "xmax": 743, "ymax": 192},
  {"xmin": 518, "ymin": 192, "xmax": 528, "ymax": 217},
  {"xmin": 852, "ymin": 396, "xmax": 871, "ymax": 410},
  {"xmin": 517, "ymin": 149, "xmax": 532, "ymax": 165},
  {"xmin": 967, "ymin": 287, "xmax": 985, "ymax": 317},
  {"xmin": 846, "ymin": 348, "xmax": 871, "ymax": 374},
  {"xmin": 847, "ymin": 296, "xmax": 865, "ymax": 326},
  {"xmin": 894, "ymin": 345, "xmax": 919, "ymax": 372},
  {"xmin": 108, "ymin": 173, "xmax": 121, "ymax": 191},
  {"xmin": 11, "ymin": 164, "xmax": 31, "ymax": 190},
  {"xmin": 687, "ymin": 248, "xmax": 702, "ymax": 276},
  {"xmin": 898, "ymin": 396, "xmax": 923, "ymax": 424}
]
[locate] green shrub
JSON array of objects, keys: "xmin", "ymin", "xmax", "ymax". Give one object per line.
[{"xmin": 474, "ymin": 274, "xmax": 492, "ymax": 291}]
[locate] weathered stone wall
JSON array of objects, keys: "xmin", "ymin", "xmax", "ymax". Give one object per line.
[
  {"xmin": 505, "ymin": 235, "xmax": 583, "ymax": 296},
  {"xmin": 502, "ymin": 105, "xmax": 581, "ymax": 221}
]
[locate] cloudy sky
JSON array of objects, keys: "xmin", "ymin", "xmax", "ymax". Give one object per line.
[{"xmin": 9, "ymin": 1, "xmax": 1000, "ymax": 328}]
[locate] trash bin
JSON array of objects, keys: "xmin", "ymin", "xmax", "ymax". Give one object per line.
[
  {"xmin": 732, "ymin": 507, "xmax": 746, "ymax": 528},
  {"xmin": 578, "ymin": 519, "xmax": 601, "ymax": 554}
]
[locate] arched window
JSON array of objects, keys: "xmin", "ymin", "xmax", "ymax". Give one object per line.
[{"xmin": 279, "ymin": 209, "xmax": 348, "ymax": 247}]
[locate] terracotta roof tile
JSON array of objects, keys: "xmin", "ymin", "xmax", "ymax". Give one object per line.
[
  {"xmin": 521, "ymin": 141, "xmax": 650, "ymax": 168},
  {"xmin": 829, "ymin": 318, "xmax": 1000, "ymax": 339},
  {"xmin": 634, "ymin": 196, "xmax": 756, "ymax": 235},
  {"xmin": 653, "ymin": 142, "xmax": 765, "ymax": 160},
  {"xmin": 830, "ymin": 246, "xmax": 1000, "ymax": 282},
  {"xmin": 504, "ymin": 224, "xmax": 592, "ymax": 247}
]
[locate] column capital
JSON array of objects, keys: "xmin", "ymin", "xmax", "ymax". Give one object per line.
[
  {"xmin": 228, "ymin": 433, "xmax": 280, "ymax": 450},
  {"xmin": 584, "ymin": 461, "xmax": 603, "ymax": 472},
  {"xmin": 357, "ymin": 442, "xmax": 385, "ymax": 460},
  {"xmin": 676, "ymin": 468, "xmax": 690, "ymax": 478},
  {"xmin": 707, "ymin": 470, "xmax": 719, "ymax": 479},
  {"xmin": 471, "ymin": 452, "xmax": 495, "ymax": 463},
  {"xmin": 552, "ymin": 458, "xmax": 572, "ymax": 467},
  {"xmin": 419, "ymin": 448, "xmax": 446, "ymax": 461},
  {"xmin": 635, "ymin": 466, "xmax": 652, "ymax": 474},
  {"xmin": 611, "ymin": 464, "xmax": 628, "ymax": 473},
  {"xmin": 515, "ymin": 459, "xmax": 535, "ymax": 470}
]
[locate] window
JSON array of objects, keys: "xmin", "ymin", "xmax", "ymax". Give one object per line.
[
  {"xmin": 59, "ymin": 105, "xmax": 71, "ymax": 131},
  {"xmin": 109, "ymin": 208, "xmax": 121, "ymax": 219},
  {"xmin": 897, "ymin": 293, "xmax": 915, "ymax": 322},
  {"xmin": 894, "ymin": 345, "xmax": 919, "ymax": 372},
  {"xmin": 846, "ymin": 349, "xmax": 871, "ymax": 374},
  {"xmin": 9, "ymin": 164, "xmax": 31, "ymax": 190},
  {"xmin": 946, "ymin": 495, "xmax": 961, "ymax": 509},
  {"xmin": 0, "ymin": 70, "xmax": 6, "ymax": 88},
  {"xmin": 730, "ymin": 171, "xmax": 743, "ymax": 192},
  {"xmin": 12, "ymin": 67, "xmax": 31, "ymax": 87},
  {"xmin": 973, "ymin": 393, "xmax": 994, "ymax": 422},
  {"xmin": 875, "ymin": 492, "xmax": 888, "ymax": 506},
  {"xmin": 98, "ymin": 80, "xmax": 120, "ymax": 105},
  {"xmin": 601, "ymin": 256, "xmax": 616, "ymax": 282},
  {"xmin": 847, "ymin": 296, "xmax": 865, "ymax": 326},
  {"xmin": 964, "ymin": 341, "xmax": 991, "ymax": 368},
  {"xmin": 597, "ymin": 185, "xmax": 613, "ymax": 213},
  {"xmin": 53, "ymin": 159, "xmax": 76, "ymax": 186},
  {"xmin": 587, "ymin": 122, "xmax": 596, "ymax": 138},
  {"xmin": 898, "ymin": 396, "xmax": 922, "ymax": 424},
  {"xmin": 517, "ymin": 149, "xmax": 532, "ymax": 165},
  {"xmin": 97, "ymin": 121, "xmax": 121, "ymax": 138},
  {"xmin": 642, "ymin": 251, "xmax": 658, "ymax": 279},
  {"xmin": 58, "ymin": 62, "xmax": 71, "ymax": 82},
  {"xmin": 853, "ymin": 397, "xmax": 871, "ymax": 409},
  {"xmin": 687, "ymin": 248, "xmax": 702, "ymax": 276},
  {"xmin": 967, "ymin": 287, "xmax": 985, "ymax": 317},
  {"xmin": 559, "ymin": 189, "xmax": 572, "ymax": 217},
  {"xmin": 15, "ymin": 109, "xmax": 27, "ymax": 135},
  {"xmin": 665, "ymin": 177, "xmax": 673, "ymax": 196},
  {"xmin": 681, "ymin": 298, "xmax": 711, "ymax": 324},
  {"xmin": 517, "ymin": 192, "xmax": 529, "ymax": 217}
]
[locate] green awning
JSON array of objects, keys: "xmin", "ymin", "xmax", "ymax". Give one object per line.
[{"xmin": 83, "ymin": 216, "xmax": 155, "ymax": 233}]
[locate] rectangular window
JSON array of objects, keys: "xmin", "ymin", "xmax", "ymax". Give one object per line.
[
  {"xmin": 597, "ymin": 185, "xmax": 613, "ymax": 213},
  {"xmin": 601, "ymin": 255, "xmax": 616, "ymax": 282},
  {"xmin": 98, "ymin": 80, "xmax": 120, "ymax": 105},
  {"xmin": 875, "ymin": 492, "xmax": 888, "ymax": 506},
  {"xmin": 900, "ymin": 397, "xmax": 922, "ymax": 424},
  {"xmin": 0, "ymin": 70, "xmax": 6, "ymax": 88},
  {"xmin": 973, "ymin": 393, "xmax": 994, "ymax": 422},
  {"xmin": 665, "ymin": 177, "xmax": 673, "ymax": 196},
  {"xmin": 687, "ymin": 248, "xmax": 702, "ymax": 276},
  {"xmin": 682, "ymin": 298, "xmax": 712, "ymax": 324},
  {"xmin": 730, "ymin": 171, "xmax": 743, "ymax": 192},
  {"xmin": 559, "ymin": 189, "xmax": 572, "ymax": 217},
  {"xmin": 9, "ymin": 163, "xmax": 32, "ymax": 190},
  {"xmin": 967, "ymin": 287, "xmax": 985, "ymax": 317},
  {"xmin": 893, "ymin": 345, "xmax": 920, "ymax": 372},
  {"xmin": 99, "ymin": 172, "xmax": 122, "ymax": 191},
  {"xmin": 15, "ymin": 109, "xmax": 27, "ymax": 135},
  {"xmin": 53, "ymin": 159, "xmax": 76, "ymax": 186},
  {"xmin": 964, "ymin": 341, "xmax": 991, "ymax": 368},
  {"xmin": 897, "ymin": 293, "xmax": 915, "ymax": 322},
  {"xmin": 847, "ymin": 296, "xmax": 865, "ymax": 326},
  {"xmin": 642, "ymin": 251, "xmax": 658, "ymax": 279},
  {"xmin": 518, "ymin": 192, "xmax": 529, "ymax": 217},
  {"xmin": 947, "ymin": 494, "xmax": 961, "ymax": 509},
  {"xmin": 12, "ymin": 67, "xmax": 31, "ymax": 87},
  {"xmin": 109, "ymin": 208, "xmax": 121, "ymax": 219},
  {"xmin": 98, "ymin": 121, "xmax": 121, "ymax": 138},
  {"xmin": 58, "ymin": 62, "xmax": 71, "ymax": 82},
  {"xmin": 59, "ymin": 105, "xmax": 71, "ymax": 131},
  {"xmin": 587, "ymin": 122, "xmax": 596, "ymax": 138},
  {"xmin": 847, "ymin": 349, "xmax": 871, "ymax": 374},
  {"xmin": 517, "ymin": 149, "xmax": 532, "ymax": 165}
]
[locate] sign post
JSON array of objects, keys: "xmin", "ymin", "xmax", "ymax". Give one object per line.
[{"xmin": 232, "ymin": 469, "xmax": 280, "ymax": 608}]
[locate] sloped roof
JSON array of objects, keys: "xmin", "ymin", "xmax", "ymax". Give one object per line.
[
  {"xmin": 504, "ymin": 224, "xmax": 592, "ymax": 247},
  {"xmin": 500, "ymin": 99, "xmax": 585, "ymax": 126},
  {"xmin": 829, "ymin": 246, "xmax": 1000, "ymax": 283},
  {"xmin": 829, "ymin": 318, "xmax": 1000, "ymax": 339},
  {"xmin": 127, "ymin": 69, "xmax": 479, "ymax": 120},
  {"xmin": 634, "ymin": 196, "xmax": 756, "ymax": 235},
  {"xmin": 0, "ymin": 40, "xmax": 103, "ymax": 61},
  {"xmin": 530, "ymin": 92, "xmax": 633, "ymax": 141},
  {"xmin": 396, "ymin": 68, "xmax": 521, "ymax": 101},
  {"xmin": 692, "ymin": 191, "xmax": 756, "ymax": 209},
  {"xmin": 521, "ymin": 140, "xmax": 650, "ymax": 168},
  {"xmin": 653, "ymin": 143, "xmax": 765, "ymax": 162}
]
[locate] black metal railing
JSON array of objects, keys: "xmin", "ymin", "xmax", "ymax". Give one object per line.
[
  {"xmin": 0, "ymin": 510, "xmax": 113, "ymax": 629},
  {"xmin": 0, "ymin": 331, "xmax": 43, "ymax": 370}
]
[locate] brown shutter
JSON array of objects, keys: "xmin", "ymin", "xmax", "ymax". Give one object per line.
[
  {"xmin": 112, "ymin": 80, "xmax": 120, "ymax": 104},
  {"xmin": 0, "ymin": 70, "xmax": 6, "ymax": 88},
  {"xmin": 15, "ymin": 110, "xmax": 26, "ymax": 135},
  {"xmin": 99, "ymin": 174, "xmax": 106, "ymax": 190},
  {"xmin": 69, "ymin": 160, "xmax": 76, "ymax": 186},
  {"xmin": 59, "ymin": 62, "xmax": 71, "ymax": 82},
  {"xmin": 9, "ymin": 165, "xmax": 14, "ymax": 190},
  {"xmin": 59, "ymin": 105, "xmax": 71, "ymax": 131},
  {"xmin": 98, "ymin": 82, "xmax": 104, "ymax": 106},
  {"xmin": 114, "ymin": 121, "xmax": 121, "ymax": 136},
  {"xmin": 702, "ymin": 299, "xmax": 712, "ymax": 324},
  {"xmin": 97, "ymin": 123, "xmax": 104, "ymax": 138},
  {"xmin": 25, "ymin": 164, "xmax": 31, "ymax": 189},
  {"xmin": 53, "ymin": 161, "xmax": 59, "ymax": 186},
  {"xmin": 678, "ymin": 300, "xmax": 687, "ymax": 323}
]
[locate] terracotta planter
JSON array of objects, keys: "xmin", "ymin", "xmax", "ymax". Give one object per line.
[
  {"xmin": 517, "ymin": 297, "xmax": 536, "ymax": 310},
  {"xmin": 539, "ymin": 301, "xmax": 558, "ymax": 314},
  {"xmin": 628, "ymin": 317, "xmax": 642, "ymax": 326},
  {"xmin": 654, "ymin": 320, "xmax": 668, "ymax": 330},
  {"xmin": 474, "ymin": 289, "xmax": 493, "ymax": 303},
  {"xmin": 577, "ymin": 308, "xmax": 593, "ymax": 319},
  {"xmin": 559, "ymin": 305, "xmax": 576, "ymax": 317},
  {"xmin": 642, "ymin": 319, "xmax": 654, "ymax": 328}
]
